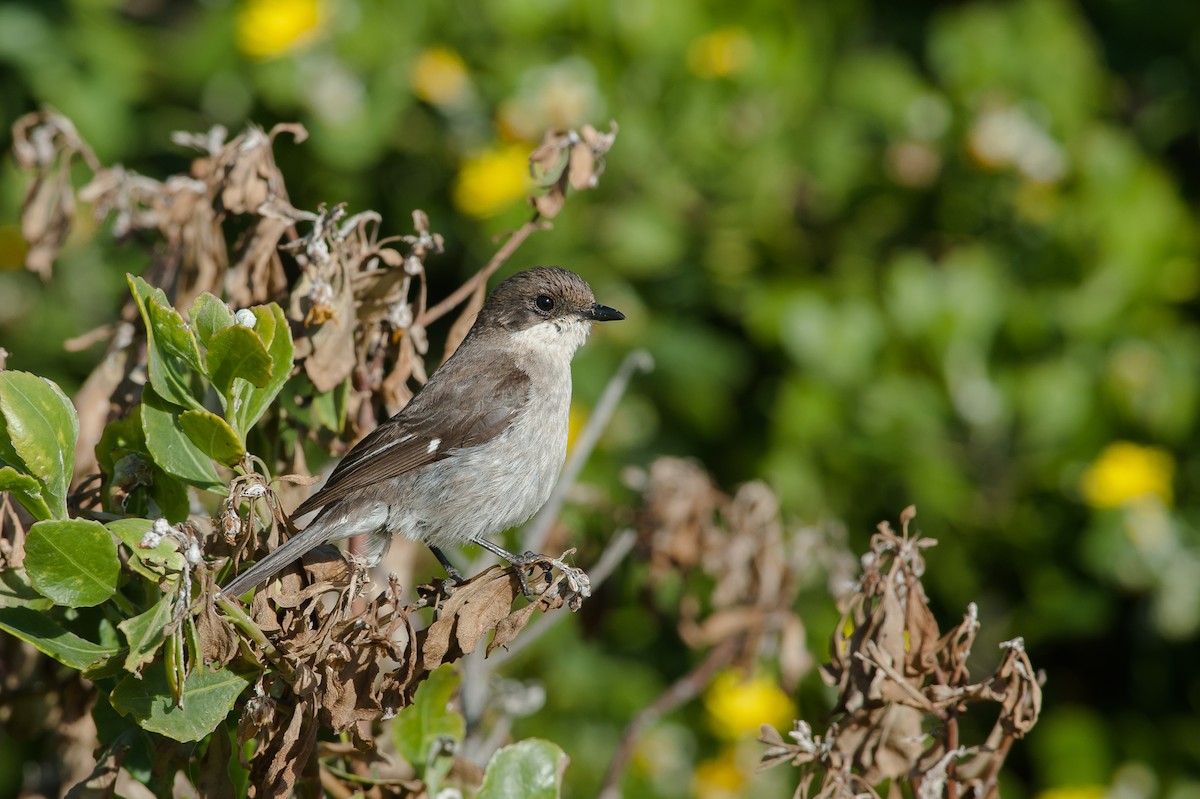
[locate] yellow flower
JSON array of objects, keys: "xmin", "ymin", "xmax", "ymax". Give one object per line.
[
  {"xmin": 1081, "ymin": 442, "xmax": 1174, "ymax": 509},
  {"xmin": 236, "ymin": 0, "xmax": 321, "ymax": 59},
  {"xmin": 687, "ymin": 27, "xmax": 755, "ymax": 79},
  {"xmin": 692, "ymin": 748, "xmax": 746, "ymax": 799},
  {"xmin": 704, "ymin": 670, "xmax": 795, "ymax": 739},
  {"xmin": 452, "ymin": 144, "xmax": 532, "ymax": 218},
  {"xmin": 411, "ymin": 47, "xmax": 470, "ymax": 106}
]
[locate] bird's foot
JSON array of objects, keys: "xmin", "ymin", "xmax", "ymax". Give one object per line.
[
  {"xmin": 472, "ymin": 538, "xmax": 591, "ymax": 607},
  {"xmin": 510, "ymin": 549, "xmax": 591, "ymax": 609}
]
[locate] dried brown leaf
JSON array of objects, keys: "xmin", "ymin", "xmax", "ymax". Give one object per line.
[
  {"xmin": 528, "ymin": 131, "xmax": 570, "ymax": 181},
  {"xmin": 532, "ymin": 185, "xmax": 566, "ymax": 219},
  {"xmin": 293, "ymin": 261, "xmax": 357, "ymax": 392},
  {"xmin": 220, "ymin": 128, "xmax": 275, "ymax": 215},
  {"xmin": 421, "ymin": 566, "xmax": 525, "ymax": 669},
  {"xmin": 487, "ymin": 602, "xmax": 539, "ymax": 655},
  {"xmin": 567, "ymin": 140, "xmax": 596, "ymax": 191},
  {"xmin": 197, "ymin": 583, "xmax": 242, "ymax": 668},
  {"xmin": 251, "ymin": 695, "xmax": 319, "ymax": 797},
  {"xmin": 226, "ymin": 216, "xmax": 290, "ymax": 307},
  {"xmin": 63, "ymin": 739, "xmax": 127, "ymax": 799},
  {"xmin": 765, "ymin": 509, "xmax": 1042, "ymax": 799},
  {"xmin": 21, "ymin": 167, "xmax": 74, "ymax": 279}
]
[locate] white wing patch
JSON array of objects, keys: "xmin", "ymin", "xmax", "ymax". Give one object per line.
[
  {"xmin": 371, "ymin": 432, "xmax": 416, "ymax": 457},
  {"xmin": 427, "ymin": 438, "xmax": 441, "ymax": 454}
]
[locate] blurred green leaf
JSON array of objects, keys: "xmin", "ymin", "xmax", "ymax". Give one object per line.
[
  {"xmin": 111, "ymin": 662, "xmax": 252, "ymax": 742},
  {"xmin": 118, "ymin": 593, "xmax": 173, "ymax": 677},
  {"xmin": 310, "ymin": 376, "xmax": 350, "ymax": 433},
  {"xmin": 179, "ymin": 409, "xmax": 245, "ymax": 466},
  {"xmin": 140, "ymin": 389, "xmax": 221, "ymax": 489},
  {"xmin": 394, "ymin": 665, "xmax": 464, "ymax": 781},
  {"xmin": 477, "ymin": 739, "xmax": 568, "ymax": 799},
  {"xmin": 0, "ymin": 370, "xmax": 78, "ymax": 520},
  {"xmin": 128, "ymin": 275, "xmax": 205, "ymax": 411},
  {"xmin": 189, "ymin": 292, "xmax": 236, "ymax": 348},
  {"xmin": 24, "ymin": 518, "xmax": 120, "ymax": 608},
  {"xmin": 1028, "ymin": 705, "xmax": 1112, "ymax": 787},
  {"xmin": 0, "ymin": 606, "xmax": 121, "ymax": 670}
]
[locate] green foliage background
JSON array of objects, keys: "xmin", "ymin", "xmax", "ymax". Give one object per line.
[{"xmin": 3, "ymin": 0, "xmax": 1200, "ymax": 796}]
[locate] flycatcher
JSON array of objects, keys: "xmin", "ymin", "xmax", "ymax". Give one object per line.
[{"xmin": 220, "ymin": 266, "xmax": 624, "ymax": 599}]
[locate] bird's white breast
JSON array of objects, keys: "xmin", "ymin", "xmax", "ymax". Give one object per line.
[{"xmin": 383, "ymin": 317, "xmax": 584, "ymax": 548}]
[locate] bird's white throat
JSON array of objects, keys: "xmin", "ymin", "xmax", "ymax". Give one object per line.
[{"xmin": 508, "ymin": 316, "xmax": 592, "ymax": 361}]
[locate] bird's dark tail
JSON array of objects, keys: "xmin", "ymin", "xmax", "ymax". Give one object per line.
[{"xmin": 219, "ymin": 522, "xmax": 337, "ymax": 599}]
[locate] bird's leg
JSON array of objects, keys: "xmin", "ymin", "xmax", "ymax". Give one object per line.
[
  {"xmin": 427, "ymin": 542, "xmax": 468, "ymax": 597},
  {"xmin": 428, "ymin": 545, "xmax": 465, "ymax": 583},
  {"xmin": 473, "ymin": 538, "xmax": 544, "ymax": 601}
]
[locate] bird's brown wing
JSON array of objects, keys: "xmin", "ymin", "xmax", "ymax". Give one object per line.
[{"xmin": 292, "ymin": 352, "xmax": 531, "ymax": 518}]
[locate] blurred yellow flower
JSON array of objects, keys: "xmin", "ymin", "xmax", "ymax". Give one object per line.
[
  {"xmin": 411, "ymin": 47, "xmax": 469, "ymax": 106},
  {"xmin": 0, "ymin": 225, "xmax": 28, "ymax": 271},
  {"xmin": 687, "ymin": 27, "xmax": 755, "ymax": 79},
  {"xmin": 452, "ymin": 144, "xmax": 532, "ymax": 218},
  {"xmin": 704, "ymin": 670, "xmax": 795, "ymax": 739},
  {"xmin": 1034, "ymin": 786, "xmax": 1107, "ymax": 799},
  {"xmin": 1081, "ymin": 442, "xmax": 1174, "ymax": 509},
  {"xmin": 237, "ymin": 0, "xmax": 320, "ymax": 59},
  {"xmin": 567, "ymin": 405, "xmax": 587, "ymax": 452},
  {"xmin": 692, "ymin": 748, "xmax": 745, "ymax": 799}
]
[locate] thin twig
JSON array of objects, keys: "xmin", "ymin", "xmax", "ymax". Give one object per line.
[
  {"xmin": 598, "ymin": 636, "xmax": 743, "ymax": 799},
  {"xmin": 854, "ymin": 642, "xmax": 936, "ymax": 712},
  {"xmin": 417, "ymin": 219, "xmax": 544, "ymax": 327},
  {"xmin": 216, "ymin": 595, "xmax": 295, "ymax": 682}
]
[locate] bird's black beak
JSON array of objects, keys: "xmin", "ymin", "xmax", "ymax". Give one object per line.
[{"xmin": 588, "ymin": 303, "xmax": 625, "ymax": 322}]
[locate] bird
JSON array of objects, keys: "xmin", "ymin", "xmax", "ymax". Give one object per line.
[{"xmin": 220, "ymin": 266, "xmax": 624, "ymax": 600}]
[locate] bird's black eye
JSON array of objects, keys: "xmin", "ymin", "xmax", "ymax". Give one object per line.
[{"xmin": 535, "ymin": 294, "xmax": 555, "ymax": 312}]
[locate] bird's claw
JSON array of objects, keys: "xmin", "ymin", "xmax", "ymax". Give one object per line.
[{"xmin": 512, "ymin": 549, "xmax": 591, "ymax": 608}]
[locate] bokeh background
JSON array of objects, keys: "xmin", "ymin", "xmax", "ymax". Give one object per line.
[{"xmin": 3, "ymin": 0, "xmax": 1200, "ymax": 796}]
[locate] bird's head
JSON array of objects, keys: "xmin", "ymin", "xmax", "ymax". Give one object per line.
[{"xmin": 473, "ymin": 266, "xmax": 624, "ymax": 356}]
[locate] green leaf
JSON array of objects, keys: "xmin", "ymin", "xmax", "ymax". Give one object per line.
[
  {"xmin": 189, "ymin": 292, "xmax": 236, "ymax": 348},
  {"xmin": 179, "ymin": 410, "xmax": 245, "ymax": 467},
  {"xmin": 231, "ymin": 303, "xmax": 294, "ymax": 438},
  {"xmin": 108, "ymin": 518, "xmax": 186, "ymax": 576},
  {"xmin": 0, "ymin": 568, "xmax": 53, "ymax": 610},
  {"xmin": 206, "ymin": 325, "xmax": 273, "ymax": 397},
  {"xmin": 394, "ymin": 665, "xmax": 465, "ymax": 779},
  {"xmin": 0, "ymin": 370, "xmax": 79, "ymax": 519},
  {"xmin": 128, "ymin": 275, "xmax": 204, "ymax": 411},
  {"xmin": 310, "ymin": 376, "xmax": 350, "ymax": 433},
  {"xmin": 141, "ymin": 389, "xmax": 221, "ymax": 488},
  {"xmin": 149, "ymin": 464, "xmax": 191, "ymax": 522},
  {"xmin": 478, "ymin": 739, "xmax": 569, "ymax": 799},
  {"xmin": 0, "ymin": 465, "xmax": 52, "ymax": 521},
  {"xmin": 25, "ymin": 519, "xmax": 120, "ymax": 608},
  {"xmin": 118, "ymin": 593, "xmax": 174, "ymax": 676},
  {"xmin": 111, "ymin": 662, "xmax": 252, "ymax": 742},
  {"xmin": 96, "ymin": 409, "xmax": 192, "ymax": 521},
  {"xmin": 0, "ymin": 606, "xmax": 121, "ymax": 670},
  {"xmin": 248, "ymin": 304, "xmax": 278, "ymax": 348}
]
